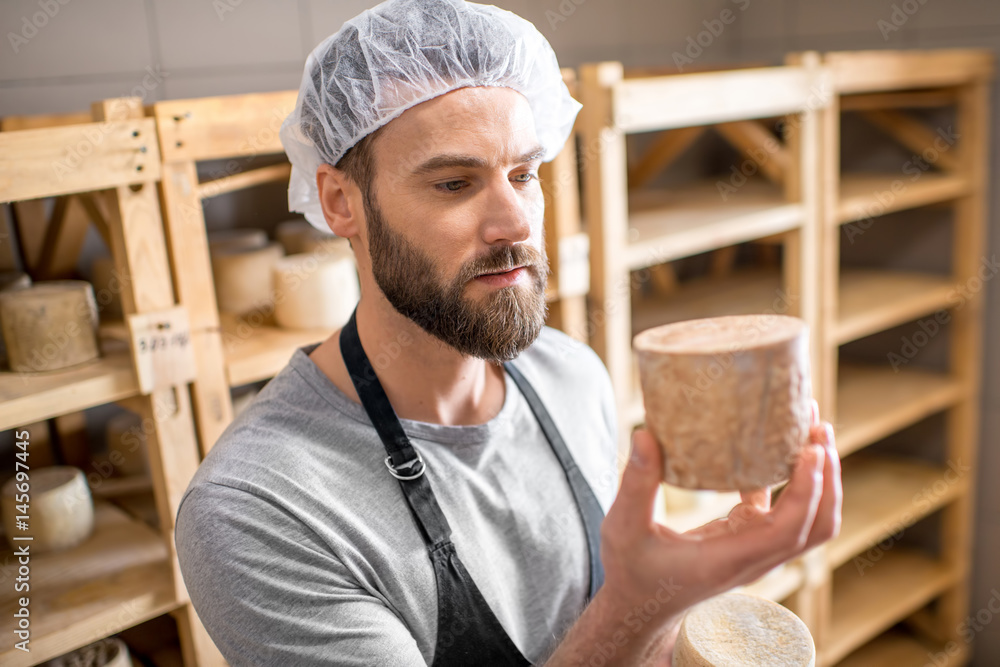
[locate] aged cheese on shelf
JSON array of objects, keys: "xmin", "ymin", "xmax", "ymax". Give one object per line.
[
  {"xmin": 207, "ymin": 228, "xmax": 268, "ymax": 255},
  {"xmin": 633, "ymin": 314, "xmax": 811, "ymax": 491},
  {"xmin": 275, "ymin": 218, "xmax": 340, "ymax": 255},
  {"xmin": 0, "ymin": 280, "xmax": 100, "ymax": 373},
  {"xmin": 673, "ymin": 593, "xmax": 815, "ymax": 667},
  {"xmin": 272, "ymin": 249, "xmax": 360, "ymax": 330},
  {"xmin": 211, "ymin": 241, "xmax": 284, "ymax": 316},
  {"xmin": 1, "ymin": 466, "xmax": 95, "ymax": 554}
]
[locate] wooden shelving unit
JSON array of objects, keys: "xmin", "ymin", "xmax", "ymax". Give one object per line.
[
  {"xmin": 579, "ymin": 58, "xmax": 827, "ymax": 612},
  {"xmin": 0, "ymin": 98, "xmax": 224, "ymax": 666},
  {"xmin": 784, "ymin": 49, "xmax": 994, "ymax": 666}
]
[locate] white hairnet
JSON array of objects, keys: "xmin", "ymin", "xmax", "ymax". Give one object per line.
[{"xmin": 279, "ymin": 0, "xmax": 582, "ymax": 232}]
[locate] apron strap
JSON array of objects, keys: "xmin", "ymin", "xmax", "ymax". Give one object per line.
[
  {"xmin": 502, "ymin": 361, "xmax": 606, "ymax": 600},
  {"xmin": 340, "ymin": 308, "xmax": 453, "ymax": 549}
]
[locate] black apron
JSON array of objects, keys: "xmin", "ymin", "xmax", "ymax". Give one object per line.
[{"xmin": 339, "ymin": 308, "xmax": 605, "ymax": 666}]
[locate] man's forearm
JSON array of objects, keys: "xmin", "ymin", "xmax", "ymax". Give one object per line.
[{"xmin": 543, "ymin": 585, "xmax": 680, "ymax": 667}]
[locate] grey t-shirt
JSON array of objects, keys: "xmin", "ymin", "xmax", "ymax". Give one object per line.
[{"xmin": 175, "ymin": 326, "xmax": 620, "ymax": 666}]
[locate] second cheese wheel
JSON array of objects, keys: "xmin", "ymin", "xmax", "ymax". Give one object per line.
[{"xmin": 673, "ymin": 593, "xmax": 815, "ymax": 667}]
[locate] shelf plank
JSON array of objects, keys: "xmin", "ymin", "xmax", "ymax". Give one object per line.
[
  {"xmin": 738, "ymin": 562, "xmax": 804, "ymax": 603},
  {"xmin": 837, "ymin": 172, "xmax": 970, "ymax": 225},
  {"xmin": 625, "ymin": 181, "xmax": 802, "ymax": 270},
  {"xmin": 835, "ymin": 628, "xmax": 967, "ymax": 667},
  {"xmin": 221, "ymin": 313, "xmax": 334, "ymax": 387},
  {"xmin": 653, "ymin": 485, "xmax": 741, "ymax": 534},
  {"xmin": 828, "ymin": 455, "xmax": 968, "ymax": 569},
  {"xmin": 0, "ymin": 502, "xmax": 179, "ymax": 666},
  {"xmin": 836, "ymin": 270, "xmax": 956, "ymax": 344},
  {"xmin": 825, "ymin": 549, "xmax": 958, "ymax": 665},
  {"xmin": 836, "ymin": 364, "xmax": 964, "ymax": 457},
  {"xmin": 0, "ymin": 346, "xmax": 139, "ymax": 431},
  {"xmin": 632, "ymin": 268, "xmax": 784, "ymax": 335}
]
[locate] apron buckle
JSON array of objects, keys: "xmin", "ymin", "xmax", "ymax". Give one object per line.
[{"xmin": 384, "ymin": 452, "xmax": 426, "ymax": 481}]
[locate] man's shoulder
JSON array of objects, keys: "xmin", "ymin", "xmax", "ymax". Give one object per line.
[{"xmin": 517, "ymin": 325, "xmax": 611, "ymax": 386}]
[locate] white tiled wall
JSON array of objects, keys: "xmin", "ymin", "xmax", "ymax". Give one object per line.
[{"xmin": 1, "ymin": 1, "xmax": 998, "ymax": 663}]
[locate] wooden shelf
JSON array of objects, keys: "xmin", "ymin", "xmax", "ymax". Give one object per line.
[
  {"xmin": 221, "ymin": 313, "xmax": 334, "ymax": 387},
  {"xmin": 828, "ymin": 454, "xmax": 967, "ymax": 568},
  {"xmin": 632, "ymin": 268, "xmax": 783, "ymax": 335},
  {"xmin": 825, "ymin": 549, "xmax": 958, "ymax": 665},
  {"xmin": 837, "ymin": 172, "xmax": 970, "ymax": 225},
  {"xmin": 0, "ymin": 345, "xmax": 138, "ymax": 431},
  {"xmin": 625, "ymin": 181, "xmax": 802, "ymax": 270},
  {"xmin": 739, "ymin": 562, "xmax": 804, "ymax": 603},
  {"xmin": 836, "ymin": 364, "xmax": 964, "ymax": 457},
  {"xmin": 0, "ymin": 502, "xmax": 179, "ymax": 666},
  {"xmin": 836, "ymin": 270, "xmax": 956, "ymax": 344},
  {"xmin": 835, "ymin": 627, "xmax": 967, "ymax": 667},
  {"xmin": 653, "ymin": 485, "xmax": 741, "ymax": 534}
]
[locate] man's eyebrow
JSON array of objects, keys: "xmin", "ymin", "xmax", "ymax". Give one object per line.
[{"xmin": 410, "ymin": 145, "xmax": 547, "ymax": 176}]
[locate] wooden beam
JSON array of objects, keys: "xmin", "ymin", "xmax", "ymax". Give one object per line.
[
  {"xmin": 838, "ymin": 88, "xmax": 959, "ymax": 112},
  {"xmin": 0, "ymin": 119, "xmax": 161, "ymax": 202},
  {"xmin": 152, "ymin": 91, "xmax": 298, "ymax": 162},
  {"xmin": 628, "ymin": 126, "xmax": 705, "ymax": 189},
  {"xmin": 715, "ymin": 120, "xmax": 788, "ymax": 185},
  {"xmin": 858, "ymin": 108, "xmax": 959, "ymax": 171},
  {"xmin": 37, "ymin": 195, "xmax": 91, "ymax": 279},
  {"xmin": 823, "ymin": 49, "xmax": 994, "ymax": 94},
  {"xmin": 614, "ymin": 65, "xmax": 828, "ymax": 133},
  {"xmin": 197, "ymin": 162, "xmax": 291, "ymax": 200}
]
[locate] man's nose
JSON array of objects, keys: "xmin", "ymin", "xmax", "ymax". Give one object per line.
[{"xmin": 480, "ymin": 176, "xmax": 534, "ymax": 245}]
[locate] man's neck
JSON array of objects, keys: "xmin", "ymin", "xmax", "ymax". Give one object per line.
[{"xmin": 310, "ymin": 298, "xmax": 507, "ymax": 427}]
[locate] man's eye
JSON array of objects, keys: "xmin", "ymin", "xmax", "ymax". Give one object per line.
[
  {"xmin": 438, "ymin": 180, "xmax": 466, "ymax": 192},
  {"xmin": 513, "ymin": 172, "xmax": 536, "ymax": 183}
]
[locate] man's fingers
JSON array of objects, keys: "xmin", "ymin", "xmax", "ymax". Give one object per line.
[
  {"xmin": 604, "ymin": 428, "xmax": 665, "ymax": 540},
  {"xmin": 805, "ymin": 422, "xmax": 842, "ymax": 548},
  {"xmin": 740, "ymin": 487, "xmax": 771, "ymax": 511}
]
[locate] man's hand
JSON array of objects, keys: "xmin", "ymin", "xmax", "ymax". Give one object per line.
[{"xmin": 542, "ymin": 402, "xmax": 841, "ymax": 667}]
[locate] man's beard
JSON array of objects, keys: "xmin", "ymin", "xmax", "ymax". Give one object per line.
[{"xmin": 363, "ymin": 189, "xmax": 549, "ymax": 363}]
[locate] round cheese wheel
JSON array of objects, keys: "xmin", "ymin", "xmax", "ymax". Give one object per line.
[
  {"xmin": 207, "ymin": 228, "xmax": 268, "ymax": 255},
  {"xmin": 1, "ymin": 466, "xmax": 95, "ymax": 554},
  {"xmin": 673, "ymin": 593, "xmax": 815, "ymax": 667},
  {"xmin": 272, "ymin": 250, "xmax": 360, "ymax": 330},
  {"xmin": 0, "ymin": 271, "xmax": 31, "ymax": 368},
  {"xmin": 633, "ymin": 315, "xmax": 812, "ymax": 491},
  {"xmin": 275, "ymin": 219, "xmax": 339, "ymax": 255},
  {"xmin": 211, "ymin": 241, "xmax": 284, "ymax": 316},
  {"xmin": 0, "ymin": 280, "xmax": 101, "ymax": 373}
]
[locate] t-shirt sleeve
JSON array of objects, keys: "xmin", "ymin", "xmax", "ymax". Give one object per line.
[{"xmin": 175, "ymin": 481, "xmax": 427, "ymax": 666}]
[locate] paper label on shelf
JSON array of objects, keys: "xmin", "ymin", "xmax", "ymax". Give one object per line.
[{"xmin": 126, "ymin": 306, "xmax": 196, "ymax": 394}]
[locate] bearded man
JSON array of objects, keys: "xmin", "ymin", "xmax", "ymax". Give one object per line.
[{"xmin": 175, "ymin": 1, "xmax": 841, "ymax": 665}]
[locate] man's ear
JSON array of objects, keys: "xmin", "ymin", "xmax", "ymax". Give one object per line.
[{"xmin": 316, "ymin": 164, "xmax": 362, "ymax": 238}]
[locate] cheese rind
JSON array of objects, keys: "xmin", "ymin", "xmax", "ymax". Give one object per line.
[
  {"xmin": 0, "ymin": 280, "xmax": 100, "ymax": 373},
  {"xmin": 673, "ymin": 593, "xmax": 815, "ymax": 667},
  {"xmin": 633, "ymin": 315, "xmax": 812, "ymax": 491}
]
